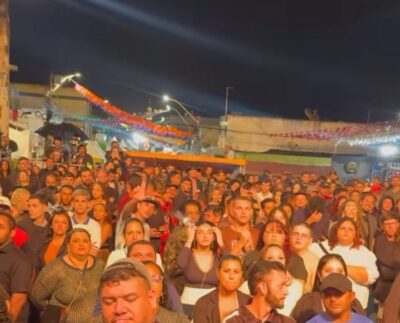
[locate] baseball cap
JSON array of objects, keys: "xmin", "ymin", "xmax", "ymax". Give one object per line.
[
  {"xmin": 319, "ymin": 273, "xmax": 352, "ymax": 293},
  {"xmin": 0, "ymin": 196, "xmax": 11, "ymax": 209},
  {"xmin": 139, "ymin": 197, "xmax": 160, "ymax": 209},
  {"xmin": 103, "ymin": 258, "xmax": 152, "ymax": 286}
]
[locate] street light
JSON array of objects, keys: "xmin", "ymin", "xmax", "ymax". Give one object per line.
[
  {"xmin": 166, "ymin": 104, "xmax": 190, "ymax": 129},
  {"xmin": 46, "ymin": 72, "xmax": 81, "ymax": 97},
  {"xmin": 162, "ymin": 94, "xmax": 199, "ymax": 126}
]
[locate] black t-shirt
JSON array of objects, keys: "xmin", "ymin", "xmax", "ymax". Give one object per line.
[{"xmin": 0, "ymin": 241, "xmax": 32, "ymax": 294}]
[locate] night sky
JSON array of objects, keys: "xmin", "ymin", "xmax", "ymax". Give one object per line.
[{"xmin": 10, "ymin": 0, "xmax": 400, "ymax": 122}]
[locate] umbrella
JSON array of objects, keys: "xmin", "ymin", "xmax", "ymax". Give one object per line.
[{"xmin": 35, "ymin": 122, "xmax": 89, "ymax": 141}]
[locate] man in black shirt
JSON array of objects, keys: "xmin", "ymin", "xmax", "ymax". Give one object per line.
[
  {"xmin": 0, "ymin": 211, "xmax": 33, "ymax": 322},
  {"xmin": 17, "ymin": 194, "xmax": 49, "ymax": 271}
]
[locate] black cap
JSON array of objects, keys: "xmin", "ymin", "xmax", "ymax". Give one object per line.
[{"xmin": 320, "ymin": 273, "xmax": 352, "ymax": 293}]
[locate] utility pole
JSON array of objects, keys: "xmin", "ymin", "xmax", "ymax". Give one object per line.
[
  {"xmin": 0, "ymin": 0, "xmax": 9, "ymax": 135},
  {"xmin": 219, "ymin": 86, "xmax": 233, "ymax": 150}
]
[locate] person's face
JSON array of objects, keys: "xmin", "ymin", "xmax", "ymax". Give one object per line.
[
  {"xmin": 101, "ymin": 277, "xmax": 157, "ymax": 323},
  {"xmin": 301, "ymin": 173, "xmax": 310, "ymax": 184},
  {"xmin": 136, "ymin": 202, "xmax": 155, "ymax": 220},
  {"xmin": 0, "ymin": 216, "xmax": 13, "ymax": 245},
  {"xmin": 28, "ymin": 198, "xmax": 47, "ymax": 220},
  {"xmin": 322, "ymin": 289, "xmax": 355, "ymax": 318},
  {"xmin": 0, "ymin": 161, "xmax": 8, "ymax": 171},
  {"xmin": 289, "ymin": 226, "xmax": 312, "ymax": 253},
  {"xmin": 273, "ymin": 191, "xmax": 282, "ymax": 205},
  {"xmin": 97, "ymin": 171, "xmax": 109, "ymax": 183},
  {"xmin": 93, "ymin": 204, "xmax": 107, "ymax": 222},
  {"xmin": 51, "ymin": 214, "xmax": 70, "ymax": 236},
  {"xmin": 211, "ymin": 189, "xmax": 222, "ymax": 203},
  {"xmin": 230, "ymin": 182, "xmax": 241, "ymax": 192},
  {"xmin": 165, "ymin": 186, "xmax": 177, "ymax": 199},
  {"xmin": 46, "ymin": 158, "xmax": 55, "ymax": 169},
  {"xmin": 68, "ymin": 231, "xmax": 91, "ymax": 257},
  {"xmin": 336, "ymin": 221, "xmax": 356, "ymax": 246},
  {"xmin": 216, "ymin": 172, "xmax": 226, "ymax": 182},
  {"xmin": 54, "ymin": 139, "xmax": 62, "ymax": 147},
  {"xmin": 382, "ymin": 198, "xmax": 393, "ymax": 212},
  {"xmin": 195, "ymin": 223, "xmax": 215, "ymax": 249},
  {"xmin": 270, "ymin": 210, "xmax": 287, "ymax": 226},
  {"xmin": 391, "ymin": 176, "xmax": 400, "ymax": 188},
  {"xmin": 319, "ymin": 258, "xmax": 346, "ymax": 280},
  {"xmin": 45, "ymin": 175, "xmax": 57, "ymax": 187},
  {"xmin": 382, "ymin": 219, "xmax": 400, "ymax": 239},
  {"xmin": 263, "ymin": 246, "xmax": 285, "ymax": 265},
  {"xmin": 145, "ymin": 264, "xmax": 164, "ymax": 300},
  {"xmin": 205, "ymin": 167, "xmax": 213, "ymax": 176},
  {"xmin": 92, "ymin": 184, "xmax": 104, "ymax": 199},
  {"xmin": 204, "ymin": 211, "xmax": 222, "ymax": 227},
  {"xmin": 262, "ymin": 270, "xmax": 289, "ymax": 309},
  {"xmin": 261, "ymin": 182, "xmax": 271, "ymax": 193},
  {"xmin": 18, "ymin": 159, "xmax": 29, "ymax": 171},
  {"xmin": 232, "ymin": 200, "xmax": 253, "ymax": 225},
  {"xmin": 124, "ymin": 222, "xmax": 144, "ymax": 245},
  {"xmin": 181, "ymin": 180, "xmax": 192, "ymax": 192},
  {"xmin": 78, "ymin": 146, "xmax": 86, "ymax": 154},
  {"xmin": 262, "ymin": 201, "xmax": 275, "ymax": 217},
  {"xmin": 129, "ymin": 245, "xmax": 156, "ymax": 262},
  {"xmin": 343, "ymin": 201, "xmax": 358, "ymax": 218},
  {"xmin": 18, "ymin": 171, "xmax": 29, "ymax": 183},
  {"xmin": 354, "ymin": 182, "xmax": 364, "ymax": 192},
  {"xmin": 218, "ymin": 260, "xmax": 243, "ymax": 292},
  {"xmin": 170, "ymin": 174, "xmax": 181, "ymax": 186},
  {"xmin": 361, "ymin": 196, "xmax": 375, "ymax": 213},
  {"xmin": 349, "ymin": 191, "xmax": 360, "ymax": 203},
  {"xmin": 73, "ymin": 195, "xmax": 89, "ymax": 215},
  {"xmin": 294, "ymin": 194, "xmax": 308, "ymax": 209},
  {"xmin": 60, "ymin": 187, "xmax": 73, "ymax": 206},
  {"xmin": 184, "ymin": 204, "xmax": 201, "ymax": 223},
  {"xmin": 282, "ymin": 205, "xmax": 293, "ymax": 219},
  {"xmin": 81, "ymin": 171, "xmax": 94, "ymax": 186},
  {"xmin": 217, "ymin": 181, "xmax": 227, "ymax": 192},
  {"xmin": 263, "ymin": 225, "xmax": 286, "ymax": 247}
]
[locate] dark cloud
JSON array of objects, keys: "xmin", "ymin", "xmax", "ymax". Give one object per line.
[{"xmin": 10, "ymin": 0, "xmax": 400, "ymax": 121}]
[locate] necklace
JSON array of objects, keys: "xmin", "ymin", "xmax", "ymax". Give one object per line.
[{"xmin": 67, "ymin": 254, "xmax": 88, "ymax": 271}]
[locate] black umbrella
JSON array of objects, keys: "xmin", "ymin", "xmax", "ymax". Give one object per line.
[{"xmin": 35, "ymin": 122, "xmax": 89, "ymax": 141}]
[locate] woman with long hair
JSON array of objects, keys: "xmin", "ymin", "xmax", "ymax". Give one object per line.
[
  {"xmin": 106, "ymin": 218, "xmax": 145, "ymax": 267},
  {"xmin": 177, "ymin": 221, "xmax": 224, "ymax": 317},
  {"xmin": 31, "ymin": 228, "xmax": 104, "ymax": 322},
  {"xmin": 291, "ymin": 254, "xmax": 365, "ymax": 323},
  {"xmin": 193, "ymin": 255, "xmax": 251, "ymax": 323},
  {"xmin": 310, "ymin": 217, "xmax": 379, "ymax": 309},
  {"xmin": 330, "ymin": 199, "xmax": 367, "ymax": 244},
  {"xmin": 244, "ymin": 220, "xmax": 307, "ymax": 287},
  {"xmin": 92, "ymin": 203, "xmax": 113, "ymax": 262},
  {"xmin": 0, "ymin": 160, "xmax": 11, "ymax": 178},
  {"xmin": 41, "ymin": 209, "xmax": 72, "ymax": 267},
  {"xmin": 88, "ymin": 182, "xmax": 107, "ymax": 210},
  {"xmin": 15, "ymin": 170, "xmax": 37, "ymax": 194}
]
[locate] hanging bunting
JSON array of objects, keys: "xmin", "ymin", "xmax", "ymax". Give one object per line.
[{"xmin": 73, "ymin": 83, "xmax": 192, "ymax": 142}]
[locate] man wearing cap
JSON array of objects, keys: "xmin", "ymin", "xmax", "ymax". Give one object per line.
[
  {"xmin": 116, "ymin": 197, "xmax": 158, "ymax": 248},
  {"xmin": 100, "ymin": 258, "xmax": 159, "ymax": 323},
  {"xmin": 307, "ymin": 273, "xmax": 372, "ymax": 323}
]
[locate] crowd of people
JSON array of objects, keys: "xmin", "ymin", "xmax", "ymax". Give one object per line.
[{"xmin": 0, "ymin": 137, "xmax": 399, "ymax": 323}]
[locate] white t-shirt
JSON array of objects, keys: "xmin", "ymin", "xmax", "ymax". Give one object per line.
[
  {"xmin": 309, "ymin": 241, "xmax": 379, "ymax": 309},
  {"xmin": 71, "ymin": 215, "xmax": 102, "ymax": 249}
]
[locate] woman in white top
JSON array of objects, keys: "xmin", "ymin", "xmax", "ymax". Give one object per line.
[
  {"xmin": 309, "ymin": 217, "xmax": 379, "ymax": 309},
  {"xmin": 106, "ymin": 218, "xmax": 145, "ymax": 267}
]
